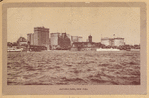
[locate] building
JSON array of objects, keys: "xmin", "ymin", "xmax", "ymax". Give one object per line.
[
  {"xmin": 88, "ymin": 35, "xmax": 92, "ymax": 43},
  {"xmin": 67, "ymin": 34, "xmax": 71, "ymax": 40},
  {"xmin": 58, "ymin": 33, "xmax": 71, "ymax": 49},
  {"xmin": 50, "ymin": 32, "xmax": 72, "ymax": 50},
  {"xmin": 31, "ymin": 33, "xmax": 34, "ymax": 45},
  {"xmin": 17, "ymin": 37, "xmax": 27, "ymax": 46},
  {"xmin": 71, "ymin": 35, "xmax": 125, "ymax": 51},
  {"xmin": 101, "ymin": 38, "xmax": 112, "ymax": 46},
  {"xmin": 71, "ymin": 36, "xmax": 78, "ymax": 43},
  {"xmin": 67, "ymin": 34, "xmax": 72, "ymax": 44},
  {"xmin": 78, "ymin": 36, "xmax": 83, "ymax": 42},
  {"xmin": 27, "ymin": 27, "xmax": 50, "ymax": 50},
  {"xmin": 27, "ymin": 33, "xmax": 34, "ymax": 45},
  {"xmin": 50, "ymin": 32, "xmax": 83, "ymax": 50},
  {"xmin": 34, "ymin": 27, "xmax": 49, "ymax": 47},
  {"xmin": 101, "ymin": 37, "xmax": 125, "ymax": 46},
  {"xmin": 71, "ymin": 35, "xmax": 99, "ymax": 51},
  {"xmin": 27, "ymin": 33, "xmax": 32, "ymax": 43},
  {"xmin": 50, "ymin": 32, "xmax": 60, "ymax": 49},
  {"xmin": 113, "ymin": 38, "xmax": 125, "ymax": 46}
]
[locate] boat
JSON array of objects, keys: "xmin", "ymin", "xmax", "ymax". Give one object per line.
[
  {"xmin": 7, "ymin": 47, "xmax": 23, "ymax": 52},
  {"xmin": 96, "ymin": 48, "xmax": 120, "ymax": 51}
]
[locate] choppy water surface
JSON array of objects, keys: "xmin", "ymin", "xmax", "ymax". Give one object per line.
[{"xmin": 7, "ymin": 51, "xmax": 140, "ymax": 85}]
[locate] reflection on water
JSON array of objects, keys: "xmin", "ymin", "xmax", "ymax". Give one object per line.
[{"xmin": 7, "ymin": 51, "xmax": 140, "ymax": 85}]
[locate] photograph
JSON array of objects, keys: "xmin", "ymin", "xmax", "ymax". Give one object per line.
[
  {"xmin": 7, "ymin": 5, "xmax": 141, "ymax": 85},
  {"xmin": 2, "ymin": 2, "xmax": 147, "ymax": 95}
]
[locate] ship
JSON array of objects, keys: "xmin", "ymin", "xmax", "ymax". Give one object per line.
[{"xmin": 7, "ymin": 47, "xmax": 23, "ymax": 52}]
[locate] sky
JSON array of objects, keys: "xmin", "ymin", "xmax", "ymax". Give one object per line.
[{"xmin": 7, "ymin": 7, "xmax": 140, "ymax": 45}]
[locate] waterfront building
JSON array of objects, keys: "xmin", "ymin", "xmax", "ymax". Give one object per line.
[
  {"xmin": 71, "ymin": 36, "xmax": 78, "ymax": 42},
  {"xmin": 113, "ymin": 38, "xmax": 125, "ymax": 46},
  {"xmin": 31, "ymin": 33, "xmax": 34, "ymax": 45},
  {"xmin": 34, "ymin": 27, "xmax": 50, "ymax": 47},
  {"xmin": 88, "ymin": 35, "xmax": 92, "ymax": 43},
  {"xmin": 50, "ymin": 32, "xmax": 72, "ymax": 50},
  {"xmin": 27, "ymin": 33, "xmax": 32, "ymax": 43},
  {"xmin": 17, "ymin": 37, "xmax": 27, "ymax": 46},
  {"xmin": 71, "ymin": 35, "xmax": 99, "ymax": 51},
  {"xmin": 27, "ymin": 26, "xmax": 50, "ymax": 49},
  {"xmin": 50, "ymin": 32, "xmax": 60, "ymax": 49},
  {"xmin": 78, "ymin": 36, "xmax": 83, "ymax": 42},
  {"xmin": 27, "ymin": 33, "xmax": 34, "ymax": 45},
  {"xmin": 101, "ymin": 38, "xmax": 111, "ymax": 46},
  {"xmin": 101, "ymin": 37, "xmax": 124, "ymax": 46}
]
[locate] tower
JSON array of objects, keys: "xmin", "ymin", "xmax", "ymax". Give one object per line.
[
  {"xmin": 34, "ymin": 27, "xmax": 50, "ymax": 49},
  {"xmin": 88, "ymin": 35, "xmax": 92, "ymax": 43}
]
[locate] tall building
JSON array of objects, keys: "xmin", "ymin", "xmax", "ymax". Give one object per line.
[
  {"xmin": 34, "ymin": 27, "xmax": 50, "ymax": 48},
  {"xmin": 27, "ymin": 33, "xmax": 32, "ymax": 43},
  {"xmin": 67, "ymin": 34, "xmax": 72, "ymax": 44},
  {"xmin": 88, "ymin": 35, "xmax": 92, "ymax": 43},
  {"xmin": 27, "ymin": 33, "xmax": 34, "ymax": 45},
  {"xmin": 71, "ymin": 36, "xmax": 78, "ymax": 42},
  {"xmin": 31, "ymin": 33, "xmax": 34, "ymax": 45},
  {"xmin": 50, "ymin": 32, "xmax": 72, "ymax": 50},
  {"xmin": 50, "ymin": 32, "xmax": 60, "ymax": 49},
  {"xmin": 58, "ymin": 33, "xmax": 71, "ymax": 49}
]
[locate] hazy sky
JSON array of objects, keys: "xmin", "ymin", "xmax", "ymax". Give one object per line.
[{"xmin": 7, "ymin": 7, "xmax": 140, "ymax": 45}]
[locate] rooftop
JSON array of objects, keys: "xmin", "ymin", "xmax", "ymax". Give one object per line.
[{"xmin": 17, "ymin": 37, "xmax": 27, "ymax": 42}]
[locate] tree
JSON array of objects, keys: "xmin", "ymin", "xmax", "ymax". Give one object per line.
[
  {"xmin": 134, "ymin": 44, "xmax": 140, "ymax": 49},
  {"xmin": 7, "ymin": 42, "xmax": 12, "ymax": 47}
]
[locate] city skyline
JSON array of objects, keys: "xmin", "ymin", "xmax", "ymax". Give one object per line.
[{"xmin": 7, "ymin": 7, "xmax": 140, "ymax": 45}]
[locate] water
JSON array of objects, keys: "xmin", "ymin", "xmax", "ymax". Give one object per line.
[{"xmin": 7, "ymin": 51, "xmax": 140, "ymax": 85}]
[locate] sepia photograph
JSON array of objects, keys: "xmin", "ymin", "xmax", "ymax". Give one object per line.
[
  {"xmin": 2, "ymin": 2, "xmax": 147, "ymax": 95},
  {"xmin": 7, "ymin": 6, "xmax": 141, "ymax": 85}
]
